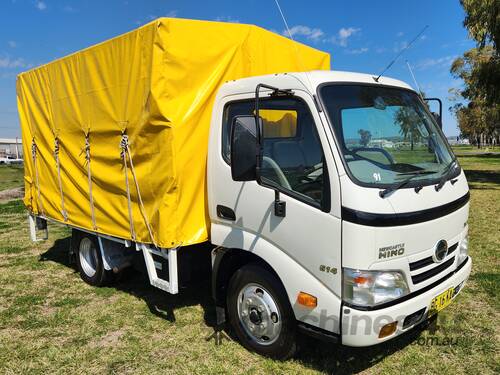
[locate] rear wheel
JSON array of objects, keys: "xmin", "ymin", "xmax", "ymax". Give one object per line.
[
  {"xmin": 74, "ymin": 231, "xmax": 113, "ymax": 286},
  {"xmin": 226, "ymin": 264, "xmax": 297, "ymax": 359}
]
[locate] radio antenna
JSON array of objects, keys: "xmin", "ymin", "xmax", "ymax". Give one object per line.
[
  {"xmin": 374, "ymin": 25, "xmax": 429, "ymax": 82},
  {"xmin": 406, "ymin": 60, "xmax": 423, "ymax": 98},
  {"xmin": 274, "ymin": 0, "xmax": 293, "ymax": 42},
  {"xmin": 273, "ymin": 0, "xmax": 315, "ymax": 92}
]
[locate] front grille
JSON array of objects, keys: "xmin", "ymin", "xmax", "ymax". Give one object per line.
[
  {"xmin": 409, "ymin": 242, "xmax": 458, "ymax": 272},
  {"xmin": 409, "ymin": 256, "xmax": 434, "ymax": 271},
  {"xmin": 447, "ymin": 242, "xmax": 459, "ymax": 255},
  {"xmin": 409, "ymin": 242, "xmax": 458, "ymax": 285},
  {"xmin": 411, "ymin": 256, "xmax": 455, "ymax": 284}
]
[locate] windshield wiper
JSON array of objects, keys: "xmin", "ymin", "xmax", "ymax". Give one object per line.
[
  {"xmin": 379, "ymin": 170, "xmax": 435, "ymax": 198},
  {"xmin": 435, "ymin": 159, "xmax": 458, "ymax": 192}
]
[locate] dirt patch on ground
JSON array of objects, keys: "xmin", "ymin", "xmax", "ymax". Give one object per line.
[
  {"xmin": 94, "ymin": 329, "xmax": 126, "ymax": 348},
  {"xmin": 0, "ymin": 187, "xmax": 24, "ymax": 202}
]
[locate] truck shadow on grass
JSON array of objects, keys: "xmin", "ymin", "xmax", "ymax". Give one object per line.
[
  {"xmin": 40, "ymin": 236, "xmax": 434, "ymax": 373},
  {"xmin": 296, "ymin": 330, "xmax": 425, "ymax": 374},
  {"xmin": 463, "ymin": 170, "xmax": 500, "ymax": 190},
  {"xmin": 39, "ymin": 236, "xmax": 216, "ymax": 327}
]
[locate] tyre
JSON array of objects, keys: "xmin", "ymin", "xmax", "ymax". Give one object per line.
[
  {"xmin": 74, "ymin": 231, "xmax": 113, "ymax": 286},
  {"xmin": 226, "ymin": 263, "xmax": 297, "ymax": 359}
]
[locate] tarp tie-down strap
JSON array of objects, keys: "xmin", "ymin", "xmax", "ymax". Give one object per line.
[
  {"xmin": 31, "ymin": 139, "xmax": 45, "ymax": 216},
  {"xmin": 120, "ymin": 134, "xmax": 136, "ymax": 241},
  {"xmin": 82, "ymin": 133, "xmax": 97, "ymax": 230},
  {"xmin": 54, "ymin": 137, "xmax": 68, "ymax": 221},
  {"xmin": 120, "ymin": 133, "xmax": 158, "ymax": 248}
]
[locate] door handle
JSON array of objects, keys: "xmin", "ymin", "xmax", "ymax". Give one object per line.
[{"xmin": 217, "ymin": 205, "xmax": 236, "ymax": 221}]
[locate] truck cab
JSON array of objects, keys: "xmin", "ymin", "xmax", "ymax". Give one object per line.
[{"xmin": 208, "ymin": 71, "xmax": 471, "ymax": 355}]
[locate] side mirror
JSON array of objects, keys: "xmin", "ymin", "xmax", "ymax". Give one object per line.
[
  {"xmin": 424, "ymin": 97, "xmax": 443, "ymax": 129},
  {"xmin": 431, "ymin": 112, "xmax": 441, "ymax": 127},
  {"xmin": 230, "ymin": 115, "xmax": 259, "ymax": 181}
]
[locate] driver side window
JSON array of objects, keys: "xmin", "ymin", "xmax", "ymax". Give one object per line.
[{"xmin": 222, "ymin": 97, "xmax": 328, "ymax": 208}]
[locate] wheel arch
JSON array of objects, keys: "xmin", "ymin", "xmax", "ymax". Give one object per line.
[
  {"xmin": 212, "ymin": 248, "xmax": 285, "ymax": 309},
  {"xmin": 210, "ymin": 226, "xmax": 343, "ymax": 335}
]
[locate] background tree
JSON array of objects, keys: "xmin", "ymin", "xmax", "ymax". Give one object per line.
[
  {"xmin": 357, "ymin": 129, "xmax": 372, "ymax": 146},
  {"xmin": 395, "ymin": 107, "xmax": 422, "ymax": 150},
  {"xmin": 450, "ymin": 0, "xmax": 499, "ymax": 147}
]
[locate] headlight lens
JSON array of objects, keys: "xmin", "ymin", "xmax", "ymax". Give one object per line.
[
  {"xmin": 457, "ymin": 235, "xmax": 468, "ymax": 265},
  {"xmin": 343, "ymin": 268, "xmax": 409, "ymax": 307}
]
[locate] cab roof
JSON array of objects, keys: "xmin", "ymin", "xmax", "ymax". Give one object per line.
[{"xmin": 221, "ymin": 70, "xmax": 414, "ymax": 96}]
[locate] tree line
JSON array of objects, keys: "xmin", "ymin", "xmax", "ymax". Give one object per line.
[{"xmin": 449, "ymin": 0, "xmax": 499, "ymax": 148}]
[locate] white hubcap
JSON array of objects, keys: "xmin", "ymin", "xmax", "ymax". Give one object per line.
[
  {"xmin": 79, "ymin": 237, "xmax": 98, "ymax": 278},
  {"xmin": 237, "ymin": 283, "xmax": 282, "ymax": 345}
]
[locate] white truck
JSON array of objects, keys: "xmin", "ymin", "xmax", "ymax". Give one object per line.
[{"xmin": 18, "ymin": 19, "xmax": 471, "ymax": 359}]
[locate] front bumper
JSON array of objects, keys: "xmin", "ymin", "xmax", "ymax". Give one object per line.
[{"xmin": 341, "ymin": 256, "xmax": 471, "ymax": 347}]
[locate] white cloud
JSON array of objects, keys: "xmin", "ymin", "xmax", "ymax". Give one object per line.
[
  {"xmin": 63, "ymin": 5, "xmax": 77, "ymax": 13},
  {"xmin": 331, "ymin": 27, "xmax": 361, "ymax": 47},
  {"xmin": 215, "ymin": 16, "xmax": 240, "ymax": 23},
  {"xmin": 283, "ymin": 25, "xmax": 324, "ymax": 42},
  {"xmin": 138, "ymin": 11, "xmax": 177, "ymax": 24},
  {"xmin": 415, "ymin": 55, "xmax": 457, "ymax": 70},
  {"xmin": 346, "ymin": 47, "xmax": 369, "ymax": 55},
  {"xmin": 393, "ymin": 40, "xmax": 409, "ymax": 52},
  {"xmin": 35, "ymin": 1, "xmax": 46, "ymax": 11},
  {"xmin": 282, "ymin": 25, "xmax": 361, "ymax": 47},
  {"xmin": 7, "ymin": 41, "xmax": 17, "ymax": 48},
  {"xmin": 148, "ymin": 11, "xmax": 177, "ymax": 20},
  {"xmin": 397, "ymin": 31, "xmax": 404, "ymax": 37},
  {"xmin": 0, "ymin": 56, "xmax": 28, "ymax": 69}
]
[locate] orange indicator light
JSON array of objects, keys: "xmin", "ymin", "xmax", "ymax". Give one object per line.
[{"xmin": 297, "ymin": 292, "xmax": 317, "ymax": 308}]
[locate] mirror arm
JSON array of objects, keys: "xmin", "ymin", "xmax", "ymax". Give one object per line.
[
  {"xmin": 254, "ymin": 83, "xmax": 294, "ymax": 182},
  {"xmin": 253, "ymin": 83, "xmax": 293, "ymax": 217}
]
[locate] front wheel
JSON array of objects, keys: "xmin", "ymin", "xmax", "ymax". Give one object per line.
[{"xmin": 226, "ymin": 264, "xmax": 297, "ymax": 359}]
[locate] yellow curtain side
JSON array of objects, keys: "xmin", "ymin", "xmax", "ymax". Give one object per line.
[{"xmin": 17, "ymin": 18, "xmax": 330, "ymax": 247}]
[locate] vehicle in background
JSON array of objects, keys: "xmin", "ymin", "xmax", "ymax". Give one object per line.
[{"xmin": 0, "ymin": 156, "xmax": 23, "ymax": 165}]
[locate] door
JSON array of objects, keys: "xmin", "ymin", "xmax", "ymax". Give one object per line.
[{"xmin": 208, "ymin": 89, "xmax": 342, "ymax": 331}]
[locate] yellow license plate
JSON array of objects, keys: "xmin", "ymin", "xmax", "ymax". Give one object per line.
[{"xmin": 429, "ymin": 288, "xmax": 455, "ymax": 315}]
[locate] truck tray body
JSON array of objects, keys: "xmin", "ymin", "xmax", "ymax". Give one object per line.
[{"xmin": 17, "ymin": 18, "xmax": 330, "ymax": 247}]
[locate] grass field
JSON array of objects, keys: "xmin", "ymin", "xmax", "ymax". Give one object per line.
[
  {"xmin": 0, "ymin": 165, "xmax": 23, "ymax": 191},
  {"xmin": 0, "ymin": 154, "xmax": 498, "ymax": 374}
]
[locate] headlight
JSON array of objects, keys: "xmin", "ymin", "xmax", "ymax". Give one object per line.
[
  {"xmin": 343, "ymin": 268, "xmax": 409, "ymax": 307},
  {"xmin": 457, "ymin": 235, "xmax": 468, "ymax": 265}
]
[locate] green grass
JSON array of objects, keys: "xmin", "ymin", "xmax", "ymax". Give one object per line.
[
  {"xmin": 0, "ymin": 165, "xmax": 24, "ymax": 191},
  {"xmin": 0, "ymin": 199, "xmax": 26, "ymax": 215},
  {"xmin": 452, "ymin": 145, "xmax": 500, "ymax": 154},
  {"xmin": 0, "ymin": 155, "xmax": 498, "ymax": 374}
]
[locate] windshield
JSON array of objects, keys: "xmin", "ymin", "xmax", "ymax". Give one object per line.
[{"xmin": 319, "ymin": 84, "xmax": 457, "ymax": 188}]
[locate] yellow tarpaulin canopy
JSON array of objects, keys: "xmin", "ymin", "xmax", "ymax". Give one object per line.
[{"xmin": 17, "ymin": 18, "xmax": 330, "ymax": 247}]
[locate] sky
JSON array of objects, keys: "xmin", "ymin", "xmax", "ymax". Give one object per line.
[{"xmin": 0, "ymin": 0, "xmax": 475, "ymax": 138}]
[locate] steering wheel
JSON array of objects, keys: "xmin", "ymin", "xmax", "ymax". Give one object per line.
[{"xmin": 262, "ymin": 156, "xmax": 291, "ymax": 190}]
